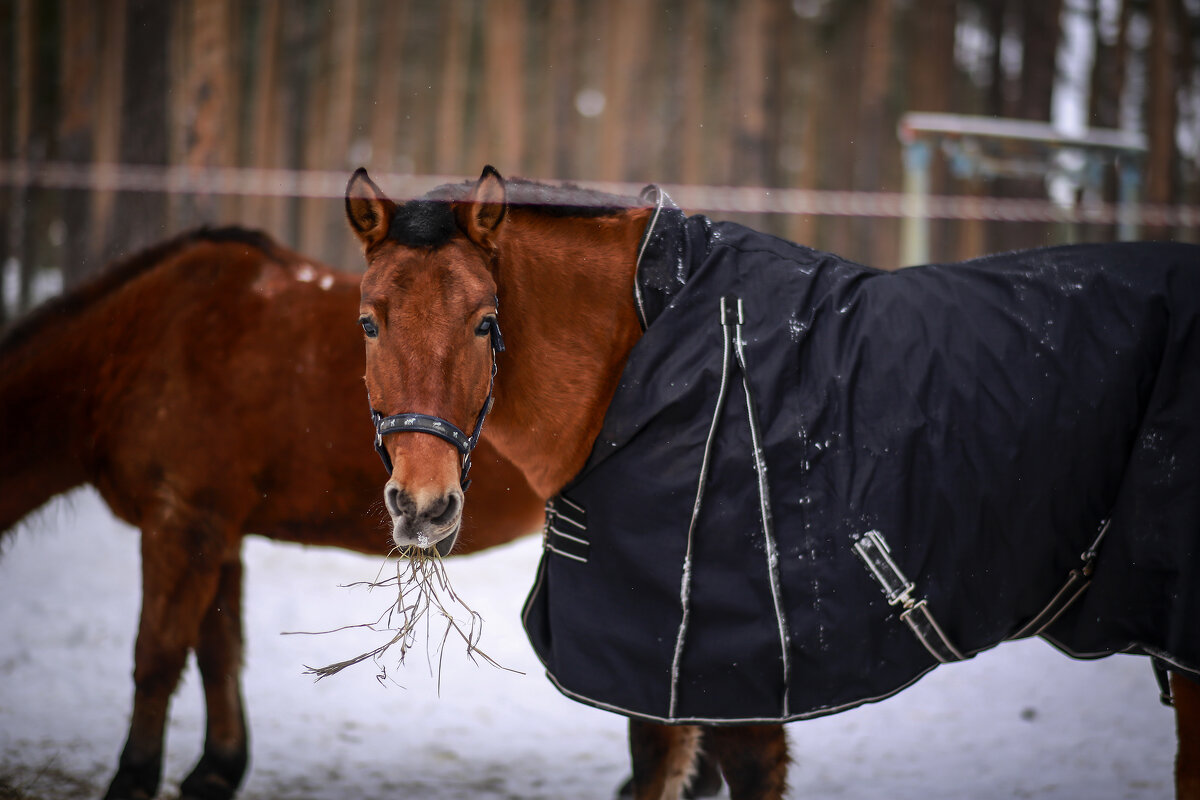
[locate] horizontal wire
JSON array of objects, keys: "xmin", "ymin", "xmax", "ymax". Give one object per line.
[{"xmin": 1, "ymin": 159, "xmax": 1197, "ymax": 228}]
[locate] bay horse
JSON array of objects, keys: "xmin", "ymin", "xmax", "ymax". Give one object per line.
[
  {"xmin": 0, "ymin": 227, "xmax": 545, "ymax": 800},
  {"xmin": 346, "ymin": 165, "xmax": 1200, "ymax": 800}
]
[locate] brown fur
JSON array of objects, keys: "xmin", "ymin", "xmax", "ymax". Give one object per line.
[
  {"xmin": 0, "ymin": 228, "xmax": 545, "ymax": 800},
  {"xmin": 1176, "ymin": 672, "xmax": 1200, "ymax": 800},
  {"xmin": 628, "ymin": 720, "xmax": 702, "ymax": 800},
  {"xmin": 349, "ymin": 166, "xmax": 1200, "ymax": 800}
]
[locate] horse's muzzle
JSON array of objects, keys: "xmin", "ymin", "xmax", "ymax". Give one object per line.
[{"xmin": 384, "ymin": 481, "xmax": 463, "ymax": 557}]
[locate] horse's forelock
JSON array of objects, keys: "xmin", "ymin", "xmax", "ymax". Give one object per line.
[{"xmin": 388, "ymin": 199, "xmax": 459, "ymax": 248}]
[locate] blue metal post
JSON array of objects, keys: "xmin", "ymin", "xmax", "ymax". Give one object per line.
[{"xmin": 901, "ymin": 140, "xmax": 931, "ymax": 266}]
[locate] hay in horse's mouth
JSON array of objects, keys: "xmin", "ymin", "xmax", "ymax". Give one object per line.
[{"xmin": 286, "ymin": 546, "xmax": 520, "ymax": 689}]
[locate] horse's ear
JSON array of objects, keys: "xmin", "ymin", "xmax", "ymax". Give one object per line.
[
  {"xmin": 456, "ymin": 165, "xmax": 507, "ymax": 250},
  {"xmin": 345, "ymin": 168, "xmax": 396, "ymax": 250}
]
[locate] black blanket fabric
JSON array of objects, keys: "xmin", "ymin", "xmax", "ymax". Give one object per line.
[{"xmin": 522, "ymin": 189, "xmax": 1200, "ymax": 724}]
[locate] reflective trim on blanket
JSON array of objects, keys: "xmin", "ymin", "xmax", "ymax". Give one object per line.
[
  {"xmin": 668, "ymin": 297, "xmax": 794, "ymax": 718},
  {"xmin": 729, "ymin": 298, "xmax": 793, "ymax": 714},
  {"xmin": 669, "ymin": 295, "xmax": 738, "ymax": 718}
]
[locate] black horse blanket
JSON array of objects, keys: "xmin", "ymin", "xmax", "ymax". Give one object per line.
[{"xmin": 522, "ymin": 188, "xmax": 1200, "ymax": 724}]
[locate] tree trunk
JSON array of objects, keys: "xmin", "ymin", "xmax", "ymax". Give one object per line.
[
  {"xmin": 1016, "ymin": 0, "xmax": 1061, "ymax": 121},
  {"xmin": 88, "ymin": 0, "xmax": 125, "ymax": 265},
  {"xmin": 1144, "ymin": 0, "xmax": 1178, "ymax": 236},
  {"xmin": 9, "ymin": 0, "xmax": 36, "ymax": 316},
  {"xmin": 730, "ymin": 0, "xmax": 773, "ymax": 232},
  {"xmin": 106, "ymin": 0, "xmax": 170, "ymax": 263},
  {"xmin": 819, "ymin": 3, "xmax": 866, "ymax": 259},
  {"xmin": 906, "ymin": 0, "xmax": 958, "ymax": 262},
  {"xmin": 0, "ymin": 4, "xmax": 12, "ymax": 329},
  {"xmin": 547, "ymin": 0, "xmax": 579, "ymax": 179},
  {"xmin": 598, "ymin": 0, "xmax": 648, "ymax": 181},
  {"xmin": 245, "ymin": 0, "xmax": 285, "ymax": 240},
  {"xmin": 853, "ymin": 0, "xmax": 895, "ymax": 266},
  {"xmin": 990, "ymin": 0, "xmax": 1062, "ymax": 253},
  {"xmin": 435, "ymin": 0, "xmax": 470, "ymax": 176},
  {"xmin": 176, "ymin": 0, "xmax": 235, "ymax": 227},
  {"xmin": 476, "ymin": 0, "xmax": 525, "ymax": 174},
  {"xmin": 677, "ymin": 0, "xmax": 707, "ymax": 187},
  {"xmin": 58, "ymin": 0, "xmax": 99, "ymax": 285},
  {"xmin": 788, "ymin": 9, "xmax": 824, "ymax": 249}
]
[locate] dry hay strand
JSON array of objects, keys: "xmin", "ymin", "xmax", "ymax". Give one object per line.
[{"xmin": 286, "ymin": 545, "xmax": 521, "ymax": 689}]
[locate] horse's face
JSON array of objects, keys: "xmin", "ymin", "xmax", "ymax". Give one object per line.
[{"xmin": 346, "ymin": 167, "xmax": 506, "ymax": 556}]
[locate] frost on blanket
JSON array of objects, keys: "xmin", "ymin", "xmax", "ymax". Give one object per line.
[{"xmin": 522, "ymin": 191, "xmax": 1200, "ymax": 724}]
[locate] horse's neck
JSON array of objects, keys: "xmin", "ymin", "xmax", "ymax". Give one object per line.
[{"xmin": 488, "ymin": 208, "xmax": 653, "ymax": 498}]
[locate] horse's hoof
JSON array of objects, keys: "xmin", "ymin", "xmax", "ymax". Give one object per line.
[
  {"xmin": 102, "ymin": 791, "xmax": 154, "ymax": 800},
  {"xmin": 689, "ymin": 753, "xmax": 724, "ymax": 798},
  {"xmin": 613, "ymin": 770, "xmax": 724, "ymax": 800},
  {"xmin": 178, "ymin": 750, "xmax": 246, "ymax": 800},
  {"xmin": 179, "ymin": 772, "xmax": 238, "ymax": 800},
  {"xmin": 103, "ymin": 767, "xmax": 158, "ymax": 800}
]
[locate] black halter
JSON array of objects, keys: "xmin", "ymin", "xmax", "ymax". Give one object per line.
[{"xmin": 369, "ymin": 314, "xmax": 505, "ymax": 491}]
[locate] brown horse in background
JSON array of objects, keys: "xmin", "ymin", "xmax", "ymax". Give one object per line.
[
  {"xmin": 345, "ymin": 166, "xmax": 1200, "ymax": 800},
  {"xmin": 0, "ymin": 228, "xmax": 545, "ymax": 800}
]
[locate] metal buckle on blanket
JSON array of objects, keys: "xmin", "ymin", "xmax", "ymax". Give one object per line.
[
  {"xmin": 853, "ymin": 530, "xmax": 916, "ymax": 607},
  {"xmin": 853, "ymin": 530, "xmax": 966, "ymax": 664}
]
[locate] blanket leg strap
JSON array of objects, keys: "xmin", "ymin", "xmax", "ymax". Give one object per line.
[
  {"xmin": 853, "ymin": 530, "xmax": 966, "ymax": 664},
  {"xmin": 1011, "ymin": 519, "xmax": 1110, "ymax": 640},
  {"xmin": 1152, "ymin": 658, "xmax": 1175, "ymax": 707}
]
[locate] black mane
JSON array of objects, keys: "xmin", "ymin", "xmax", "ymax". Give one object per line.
[
  {"xmin": 387, "ymin": 178, "xmax": 646, "ymax": 249},
  {"xmin": 0, "ymin": 227, "xmax": 281, "ymax": 358}
]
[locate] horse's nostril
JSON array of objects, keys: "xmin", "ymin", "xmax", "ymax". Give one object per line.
[
  {"xmin": 384, "ymin": 483, "xmax": 409, "ymax": 519},
  {"xmin": 428, "ymin": 491, "xmax": 462, "ymax": 527}
]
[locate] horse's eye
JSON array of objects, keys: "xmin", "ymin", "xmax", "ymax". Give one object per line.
[
  {"xmin": 360, "ymin": 316, "xmax": 379, "ymax": 338},
  {"xmin": 475, "ymin": 316, "xmax": 495, "ymax": 338}
]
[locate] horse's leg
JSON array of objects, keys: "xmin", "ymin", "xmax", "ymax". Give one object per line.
[
  {"xmin": 688, "ymin": 735, "xmax": 725, "ymax": 798},
  {"xmin": 703, "ymin": 723, "xmax": 789, "ymax": 800},
  {"xmin": 179, "ymin": 557, "xmax": 248, "ymax": 800},
  {"xmin": 1175, "ymin": 671, "xmax": 1200, "ymax": 800},
  {"xmin": 617, "ymin": 729, "xmax": 723, "ymax": 799},
  {"xmin": 627, "ymin": 719, "xmax": 702, "ymax": 800},
  {"xmin": 104, "ymin": 516, "xmax": 227, "ymax": 800}
]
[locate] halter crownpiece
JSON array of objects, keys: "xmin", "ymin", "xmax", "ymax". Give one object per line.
[{"xmin": 369, "ymin": 308, "xmax": 504, "ymax": 491}]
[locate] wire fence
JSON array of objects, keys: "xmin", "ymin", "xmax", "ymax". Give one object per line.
[{"xmin": 4, "ymin": 160, "xmax": 1199, "ymax": 227}]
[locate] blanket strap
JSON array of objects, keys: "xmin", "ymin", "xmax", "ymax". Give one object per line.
[
  {"xmin": 1152, "ymin": 658, "xmax": 1175, "ymax": 707},
  {"xmin": 1010, "ymin": 519, "xmax": 1110, "ymax": 640},
  {"xmin": 853, "ymin": 530, "xmax": 966, "ymax": 664}
]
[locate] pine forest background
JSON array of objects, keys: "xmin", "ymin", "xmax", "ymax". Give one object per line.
[{"xmin": 2, "ymin": 0, "xmax": 1199, "ymax": 329}]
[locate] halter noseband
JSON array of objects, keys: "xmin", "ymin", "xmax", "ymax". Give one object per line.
[{"xmin": 369, "ymin": 313, "xmax": 505, "ymax": 491}]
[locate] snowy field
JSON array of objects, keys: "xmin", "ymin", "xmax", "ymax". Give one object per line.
[{"xmin": 0, "ymin": 488, "xmax": 1177, "ymax": 799}]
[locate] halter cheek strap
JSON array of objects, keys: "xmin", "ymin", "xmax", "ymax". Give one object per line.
[{"xmin": 369, "ymin": 315, "xmax": 504, "ymax": 491}]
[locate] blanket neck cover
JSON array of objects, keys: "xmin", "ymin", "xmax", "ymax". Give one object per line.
[{"xmin": 521, "ymin": 188, "xmax": 1200, "ymax": 724}]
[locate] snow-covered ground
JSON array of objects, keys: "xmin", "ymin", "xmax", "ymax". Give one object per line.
[{"xmin": 0, "ymin": 488, "xmax": 1177, "ymax": 799}]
